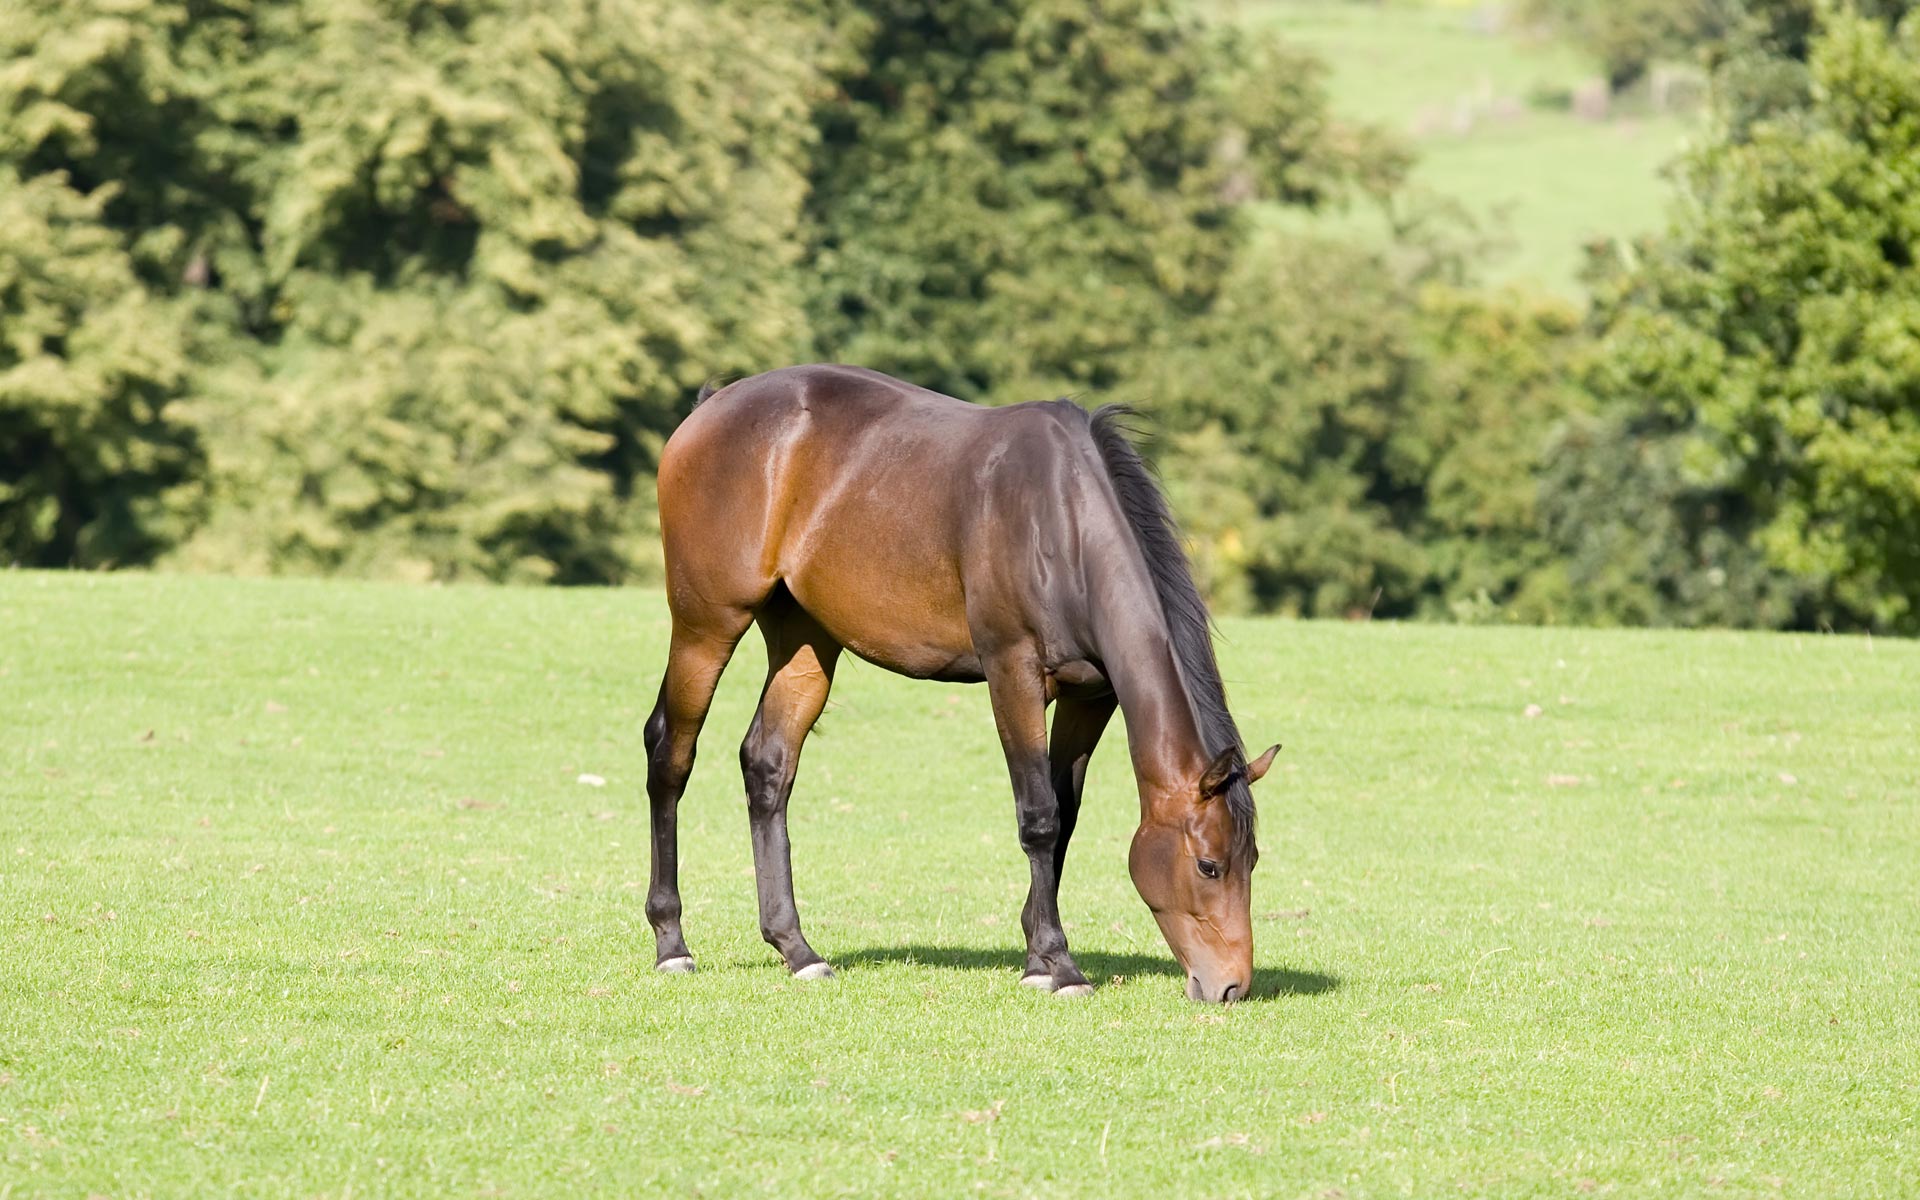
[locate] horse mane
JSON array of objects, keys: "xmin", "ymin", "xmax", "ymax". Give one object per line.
[
  {"xmin": 695, "ymin": 376, "xmax": 732, "ymax": 406},
  {"xmin": 1086, "ymin": 405, "xmax": 1256, "ymax": 864}
]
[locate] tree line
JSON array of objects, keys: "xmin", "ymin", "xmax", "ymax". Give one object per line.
[{"xmin": 3, "ymin": 0, "xmax": 1915, "ymax": 632}]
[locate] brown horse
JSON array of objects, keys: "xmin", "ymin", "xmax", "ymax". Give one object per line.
[{"xmin": 643, "ymin": 364, "xmax": 1279, "ymax": 1002}]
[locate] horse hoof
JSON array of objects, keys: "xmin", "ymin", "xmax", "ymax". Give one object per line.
[
  {"xmin": 656, "ymin": 956, "xmax": 696, "ymax": 974},
  {"xmin": 1018, "ymin": 972, "xmax": 1058, "ymax": 992},
  {"xmin": 794, "ymin": 962, "xmax": 836, "ymax": 981},
  {"xmin": 1053, "ymin": 982, "xmax": 1094, "ymax": 999}
]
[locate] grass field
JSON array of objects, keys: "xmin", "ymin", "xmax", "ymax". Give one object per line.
[
  {"xmin": 4, "ymin": 572, "xmax": 1917, "ymax": 1197},
  {"xmin": 1216, "ymin": 0, "xmax": 1696, "ymax": 293}
]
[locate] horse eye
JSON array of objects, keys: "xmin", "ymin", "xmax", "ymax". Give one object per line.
[{"xmin": 1197, "ymin": 859, "xmax": 1221, "ymax": 880}]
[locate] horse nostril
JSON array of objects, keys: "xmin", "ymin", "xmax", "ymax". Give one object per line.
[{"xmin": 1221, "ymin": 982, "xmax": 1241, "ymax": 1003}]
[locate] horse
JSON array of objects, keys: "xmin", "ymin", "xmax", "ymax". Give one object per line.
[{"xmin": 642, "ymin": 364, "xmax": 1280, "ymax": 1002}]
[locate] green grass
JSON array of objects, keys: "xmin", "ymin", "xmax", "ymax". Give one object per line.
[
  {"xmin": 1215, "ymin": 0, "xmax": 1696, "ymax": 293},
  {"xmin": 4, "ymin": 572, "xmax": 1917, "ymax": 1197}
]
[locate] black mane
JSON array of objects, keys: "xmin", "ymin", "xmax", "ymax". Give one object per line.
[{"xmin": 1086, "ymin": 405, "xmax": 1256, "ymax": 864}]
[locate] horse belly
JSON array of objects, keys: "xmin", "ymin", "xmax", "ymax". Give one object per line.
[{"xmin": 779, "ymin": 511, "xmax": 982, "ymax": 681}]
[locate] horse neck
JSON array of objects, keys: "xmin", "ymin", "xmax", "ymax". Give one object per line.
[{"xmin": 1085, "ymin": 560, "xmax": 1213, "ymax": 818}]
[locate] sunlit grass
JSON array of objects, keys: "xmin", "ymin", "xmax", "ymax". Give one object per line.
[{"xmin": 3, "ymin": 572, "xmax": 1916, "ymax": 1196}]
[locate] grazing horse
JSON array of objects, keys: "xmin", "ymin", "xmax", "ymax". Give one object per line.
[{"xmin": 643, "ymin": 364, "xmax": 1279, "ymax": 1002}]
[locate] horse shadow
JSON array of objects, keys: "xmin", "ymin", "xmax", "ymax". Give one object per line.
[{"xmin": 837, "ymin": 943, "xmax": 1339, "ymax": 1001}]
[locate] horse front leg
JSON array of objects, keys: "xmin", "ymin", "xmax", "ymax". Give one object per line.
[
  {"xmin": 985, "ymin": 654, "xmax": 1094, "ymax": 997},
  {"xmin": 1021, "ymin": 692, "xmax": 1118, "ymax": 986}
]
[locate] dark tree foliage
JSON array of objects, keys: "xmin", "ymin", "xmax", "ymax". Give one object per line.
[
  {"xmin": 4, "ymin": 0, "xmax": 1911, "ymax": 635},
  {"xmin": 2, "ymin": 0, "xmax": 1404, "ymax": 584},
  {"xmin": 799, "ymin": 0, "xmax": 1405, "ymax": 402},
  {"xmin": 1138, "ymin": 242, "xmax": 1586, "ymax": 621},
  {"xmin": 3, "ymin": 0, "xmax": 821, "ymax": 581},
  {"xmin": 0, "ymin": 176, "xmax": 197, "ymax": 566}
]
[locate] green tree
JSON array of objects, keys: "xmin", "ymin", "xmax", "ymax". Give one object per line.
[
  {"xmin": 1141, "ymin": 237, "xmax": 1426, "ymax": 618},
  {"xmin": 1403, "ymin": 285, "xmax": 1588, "ymax": 622},
  {"xmin": 1584, "ymin": 8, "xmax": 1920, "ymax": 630},
  {"xmin": 1139, "ymin": 239, "xmax": 1586, "ymax": 622},
  {"xmin": 2, "ymin": 0, "xmax": 822, "ymax": 580},
  {"xmin": 800, "ymin": 0, "xmax": 1405, "ymax": 403},
  {"xmin": 0, "ymin": 174, "xmax": 197, "ymax": 566},
  {"xmin": 1525, "ymin": 408, "xmax": 1810, "ymax": 628}
]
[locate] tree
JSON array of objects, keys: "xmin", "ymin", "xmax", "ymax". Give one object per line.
[
  {"xmin": 800, "ymin": 0, "xmax": 1405, "ymax": 403},
  {"xmin": 1583, "ymin": 8, "xmax": 1920, "ymax": 630},
  {"xmin": 0, "ymin": 174, "xmax": 197, "ymax": 566},
  {"xmin": 1135, "ymin": 236, "xmax": 1587, "ymax": 622},
  {"xmin": 1402, "ymin": 285, "xmax": 1588, "ymax": 622},
  {"xmin": 1, "ymin": 0, "xmax": 822, "ymax": 580}
]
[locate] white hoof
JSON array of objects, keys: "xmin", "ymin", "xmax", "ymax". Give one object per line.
[
  {"xmin": 794, "ymin": 962, "xmax": 836, "ymax": 981},
  {"xmin": 656, "ymin": 956, "xmax": 696, "ymax": 974},
  {"xmin": 1053, "ymin": 983, "xmax": 1094, "ymax": 999},
  {"xmin": 1018, "ymin": 972, "xmax": 1058, "ymax": 992}
]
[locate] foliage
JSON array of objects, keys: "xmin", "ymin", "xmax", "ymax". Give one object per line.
[
  {"xmin": 1517, "ymin": 0, "xmax": 1916, "ymax": 95},
  {"xmin": 1583, "ymin": 8, "xmax": 1920, "ymax": 631},
  {"xmin": 1140, "ymin": 240, "xmax": 1584, "ymax": 622},
  {"xmin": 1401, "ymin": 285, "xmax": 1589, "ymax": 622},
  {"xmin": 1, "ymin": 0, "xmax": 822, "ymax": 580},
  {"xmin": 0, "ymin": 174, "xmax": 197, "ymax": 566},
  {"xmin": 1, "ymin": 0, "xmax": 1408, "ymax": 582},
  {"xmin": 1143, "ymin": 237, "xmax": 1427, "ymax": 618},
  {"xmin": 1527, "ymin": 409, "xmax": 1811, "ymax": 628},
  {"xmin": 800, "ymin": 0, "xmax": 1406, "ymax": 402},
  {"xmin": 3, "ymin": 0, "xmax": 1914, "ymax": 635},
  {"xmin": 1706, "ymin": 0, "xmax": 1917, "ymax": 134}
]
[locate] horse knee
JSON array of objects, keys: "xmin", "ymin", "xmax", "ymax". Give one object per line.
[
  {"xmin": 739, "ymin": 734, "xmax": 793, "ymax": 817},
  {"xmin": 648, "ymin": 737, "xmax": 694, "ymax": 794},
  {"xmin": 1017, "ymin": 811, "xmax": 1061, "ymax": 855}
]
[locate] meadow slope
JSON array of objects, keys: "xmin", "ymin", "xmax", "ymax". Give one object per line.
[
  {"xmin": 3, "ymin": 573, "xmax": 1916, "ymax": 1197},
  {"xmin": 1222, "ymin": 0, "xmax": 1695, "ymax": 293}
]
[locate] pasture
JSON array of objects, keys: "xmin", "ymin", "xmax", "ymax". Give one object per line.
[
  {"xmin": 3, "ymin": 572, "xmax": 1916, "ymax": 1197},
  {"xmin": 1221, "ymin": 0, "xmax": 1695, "ymax": 293}
]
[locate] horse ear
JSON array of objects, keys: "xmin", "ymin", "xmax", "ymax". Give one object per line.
[
  {"xmin": 1246, "ymin": 744, "xmax": 1281, "ymax": 784},
  {"xmin": 1199, "ymin": 747, "xmax": 1239, "ymax": 798}
]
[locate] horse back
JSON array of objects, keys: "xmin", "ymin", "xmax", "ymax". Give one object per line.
[{"xmin": 657, "ymin": 365, "xmax": 1107, "ymax": 678}]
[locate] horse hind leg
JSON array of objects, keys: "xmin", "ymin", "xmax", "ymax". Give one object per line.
[
  {"xmin": 644, "ymin": 611, "xmax": 750, "ymax": 973},
  {"xmin": 740, "ymin": 596, "xmax": 842, "ymax": 979}
]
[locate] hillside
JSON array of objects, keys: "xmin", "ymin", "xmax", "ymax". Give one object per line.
[{"xmin": 1219, "ymin": 0, "xmax": 1696, "ymax": 293}]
